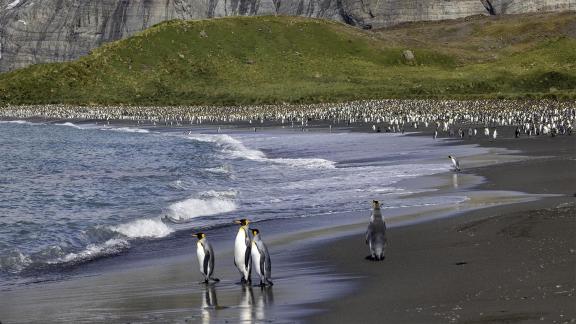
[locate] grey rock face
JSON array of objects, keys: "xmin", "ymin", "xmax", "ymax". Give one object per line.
[{"xmin": 0, "ymin": 0, "xmax": 573, "ymax": 72}]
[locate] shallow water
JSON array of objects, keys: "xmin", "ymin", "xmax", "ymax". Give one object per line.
[{"xmin": 0, "ymin": 121, "xmax": 485, "ymax": 284}]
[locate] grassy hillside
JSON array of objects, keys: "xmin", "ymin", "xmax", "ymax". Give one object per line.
[{"xmin": 0, "ymin": 13, "xmax": 574, "ymax": 106}]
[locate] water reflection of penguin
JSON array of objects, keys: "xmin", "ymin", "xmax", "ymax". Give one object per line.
[
  {"xmin": 452, "ymin": 173, "xmax": 459, "ymax": 189},
  {"xmin": 202, "ymin": 284, "xmax": 219, "ymax": 309},
  {"xmin": 255, "ymin": 286, "xmax": 274, "ymax": 321},
  {"xmin": 365, "ymin": 200, "xmax": 387, "ymax": 261},
  {"xmin": 239, "ymin": 285, "xmax": 255, "ymax": 322},
  {"xmin": 201, "ymin": 284, "xmax": 219, "ymax": 324}
]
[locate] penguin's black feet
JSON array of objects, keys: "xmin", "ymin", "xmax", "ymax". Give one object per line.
[
  {"xmin": 240, "ymin": 277, "xmax": 246, "ymax": 284},
  {"xmin": 267, "ymin": 280, "xmax": 274, "ymax": 286},
  {"xmin": 211, "ymin": 278, "xmax": 220, "ymax": 282},
  {"xmin": 365, "ymin": 255, "xmax": 375, "ymax": 261},
  {"xmin": 199, "ymin": 279, "xmax": 209, "ymax": 284}
]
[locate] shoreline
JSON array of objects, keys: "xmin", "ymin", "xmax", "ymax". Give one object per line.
[
  {"xmin": 303, "ymin": 131, "xmax": 575, "ymax": 323},
  {"xmin": 0, "ymin": 119, "xmax": 574, "ymax": 323}
]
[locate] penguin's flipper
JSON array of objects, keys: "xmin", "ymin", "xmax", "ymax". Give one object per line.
[
  {"xmin": 244, "ymin": 244, "xmax": 251, "ymax": 269},
  {"xmin": 203, "ymin": 249, "xmax": 211, "ymax": 276}
]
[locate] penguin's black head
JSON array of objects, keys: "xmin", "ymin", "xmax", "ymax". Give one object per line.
[
  {"xmin": 251, "ymin": 229, "xmax": 260, "ymax": 236},
  {"xmin": 372, "ymin": 200, "xmax": 380, "ymax": 209},
  {"xmin": 194, "ymin": 232, "xmax": 206, "ymax": 239},
  {"xmin": 234, "ymin": 219, "xmax": 249, "ymax": 226},
  {"xmin": 448, "ymin": 155, "xmax": 452, "ymax": 159}
]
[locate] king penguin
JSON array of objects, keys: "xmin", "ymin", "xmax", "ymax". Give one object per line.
[
  {"xmin": 234, "ymin": 219, "xmax": 252, "ymax": 284},
  {"xmin": 365, "ymin": 200, "xmax": 387, "ymax": 261},
  {"xmin": 194, "ymin": 233, "xmax": 220, "ymax": 283},
  {"xmin": 448, "ymin": 155, "xmax": 461, "ymax": 172},
  {"xmin": 251, "ymin": 229, "xmax": 273, "ymax": 286}
]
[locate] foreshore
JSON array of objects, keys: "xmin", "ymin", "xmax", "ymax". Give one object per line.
[
  {"xmin": 0, "ymin": 120, "xmax": 574, "ymax": 324},
  {"xmin": 304, "ymin": 133, "xmax": 576, "ymax": 323}
]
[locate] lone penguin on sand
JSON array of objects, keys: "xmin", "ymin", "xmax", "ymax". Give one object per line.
[
  {"xmin": 448, "ymin": 155, "xmax": 461, "ymax": 172},
  {"xmin": 365, "ymin": 200, "xmax": 387, "ymax": 261},
  {"xmin": 194, "ymin": 233, "xmax": 220, "ymax": 283}
]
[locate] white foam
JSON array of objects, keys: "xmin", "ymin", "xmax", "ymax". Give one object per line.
[
  {"xmin": 56, "ymin": 122, "xmax": 85, "ymax": 129},
  {"xmin": 0, "ymin": 250, "xmax": 32, "ymax": 273},
  {"xmin": 205, "ymin": 165, "xmax": 232, "ymax": 175},
  {"xmin": 199, "ymin": 190, "xmax": 238, "ymax": 199},
  {"xmin": 166, "ymin": 197, "xmax": 237, "ymax": 221},
  {"xmin": 187, "ymin": 134, "xmax": 335, "ymax": 169},
  {"xmin": 0, "ymin": 120, "xmax": 34, "ymax": 125},
  {"xmin": 50, "ymin": 238, "xmax": 129, "ymax": 264},
  {"xmin": 6, "ymin": 0, "xmax": 21, "ymax": 9},
  {"xmin": 106, "ymin": 127, "xmax": 150, "ymax": 134},
  {"xmin": 110, "ymin": 219, "xmax": 173, "ymax": 238}
]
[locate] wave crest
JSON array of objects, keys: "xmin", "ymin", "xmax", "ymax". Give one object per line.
[
  {"xmin": 166, "ymin": 197, "xmax": 237, "ymax": 221},
  {"xmin": 109, "ymin": 219, "xmax": 173, "ymax": 239}
]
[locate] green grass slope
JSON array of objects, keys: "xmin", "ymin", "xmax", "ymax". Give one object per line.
[{"xmin": 0, "ymin": 13, "xmax": 574, "ymax": 106}]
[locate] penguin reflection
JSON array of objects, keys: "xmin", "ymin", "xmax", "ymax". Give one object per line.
[
  {"xmin": 201, "ymin": 284, "xmax": 219, "ymax": 324},
  {"xmin": 255, "ymin": 286, "xmax": 274, "ymax": 321},
  {"xmin": 452, "ymin": 173, "xmax": 459, "ymax": 189},
  {"xmin": 238, "ymin": 284, "xmax": 275, "ymax": 322},
  {"xmin": 239, "ymin": 285, "xmax": 255, "ymax": 322}
]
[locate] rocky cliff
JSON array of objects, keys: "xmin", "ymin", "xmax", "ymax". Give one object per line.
[{"xmin": 0, "ymin": 0, "xmax": 573, "ymax": 72}]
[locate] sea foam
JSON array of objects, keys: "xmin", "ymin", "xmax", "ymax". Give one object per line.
[
  {"xmin": 187, "ymin": 134, "xmax": 336, "ymax": 169},
  {"xmin": 110, "ymin": 219, "xmax": 173, "ymax": 239},
  {"xmin": 166, "ymin": 196, "xmax": 237, "ymax": 221},
  {"xmin": 50, "ymin": 238, "xmax": 130, "ymax": 265}
]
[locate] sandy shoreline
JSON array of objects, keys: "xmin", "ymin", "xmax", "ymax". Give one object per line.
[
  {"xmin": 0, "ymin": 121, "xmax": 574, "ymax": 323},
  {"xmin": 304, "ymin": 133, "xmax": 575, "ymax": 323}
]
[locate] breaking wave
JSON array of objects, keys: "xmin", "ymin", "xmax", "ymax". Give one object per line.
[
  {"xmin": 165, "ymin": 196, "xmax": 238, "ymax": 221},
  {"xmin": 187, "ymin": 134, "xmax": 336, "ymax": 169},
  {"xmin": 109, "ymin": 219, "xmax": 173, "ymax": 239},
  {"xmin": 49, "ymin": 238, "xmax": 130, "ymax": 265}
]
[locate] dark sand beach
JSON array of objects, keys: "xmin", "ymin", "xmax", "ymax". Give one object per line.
[{"xmin": 305, "ymin": 134, "xmax": 576, "ymax": 323}]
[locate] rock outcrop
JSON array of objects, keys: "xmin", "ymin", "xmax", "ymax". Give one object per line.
[{"xmin": 0, "ymin": 0, "xmax": 573, "ymax": 72}]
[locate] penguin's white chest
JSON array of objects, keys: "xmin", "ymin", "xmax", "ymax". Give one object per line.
[
  {"xmin": 251, "ymin": 242, "xmax": 262, "ymax": 276},
  {"xmin": 197, "ymin": 242, "xmax": 206, "ymax": 273},
  {"xmin": 235, "ymin": 229, "xmax": 248, "ymax": 269}
]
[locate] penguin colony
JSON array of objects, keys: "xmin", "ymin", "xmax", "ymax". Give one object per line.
[
  {"xmin": 194, "ymin": 219, "xmax": 273, "ymax": 286},
  {"xmin": 1, "ymin": 99, "xmax": 574, "ymax": 138}
]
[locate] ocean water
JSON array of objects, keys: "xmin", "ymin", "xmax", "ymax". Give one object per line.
[{"xmin": 0, "ymin": 121, "xmax": 484, "ymax": 283}]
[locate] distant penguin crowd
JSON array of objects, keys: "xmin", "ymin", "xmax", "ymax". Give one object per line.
[{"xmin": 1, "ymin": 99, "xmax": 574, "ymax": 139}]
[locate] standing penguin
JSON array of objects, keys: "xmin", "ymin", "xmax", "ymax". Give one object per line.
[
  {"xmin": 194, "ymin": 233, "xmax": 220, "ymax": 283},
  {"xmin": 234, "ymin": 219, "xmax": 252, "ymax": 284},
  {"xmin": 251, "ymin": 229, "xmax": 273, "ymax": 286},
  {"xmin": 365, "ymin": 200, "xmax": 387, "ymax": 261},
  {"xmin": 448, "ymin": 155, "xmax": 461, "ymax": 172}
]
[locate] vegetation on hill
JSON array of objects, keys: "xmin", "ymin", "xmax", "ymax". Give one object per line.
[{"xmin": 0, "ymin": 13, "xmax": 574, "ymax": 106}]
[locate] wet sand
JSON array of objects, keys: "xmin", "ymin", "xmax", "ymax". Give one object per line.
[{"xmin": 305, "ymin": 133, "xmax": 576, "ymax": 323}]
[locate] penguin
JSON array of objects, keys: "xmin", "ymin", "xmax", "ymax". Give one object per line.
[
  {"xmin": 250, "ymin": 229, "xmax": 273, "ymax": 286},
  {"xmin": 234, "ymin": 219, "xmax": 252, "ymax": 284},
  {"xmin": 194, "ymin": 233, "xmax": 220, "ymax": 283},
  {"xmin": 365, "ymin": 200, "xmax": 387, "ymax": 261},
  {"xmin": 448, "ymin": 155, "xmax": 461, "ymax": 172}
]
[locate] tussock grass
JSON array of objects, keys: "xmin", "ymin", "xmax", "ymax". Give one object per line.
[{"xmin": 0, "ymin": 13, "xmax": 574, "ymax": 106}]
